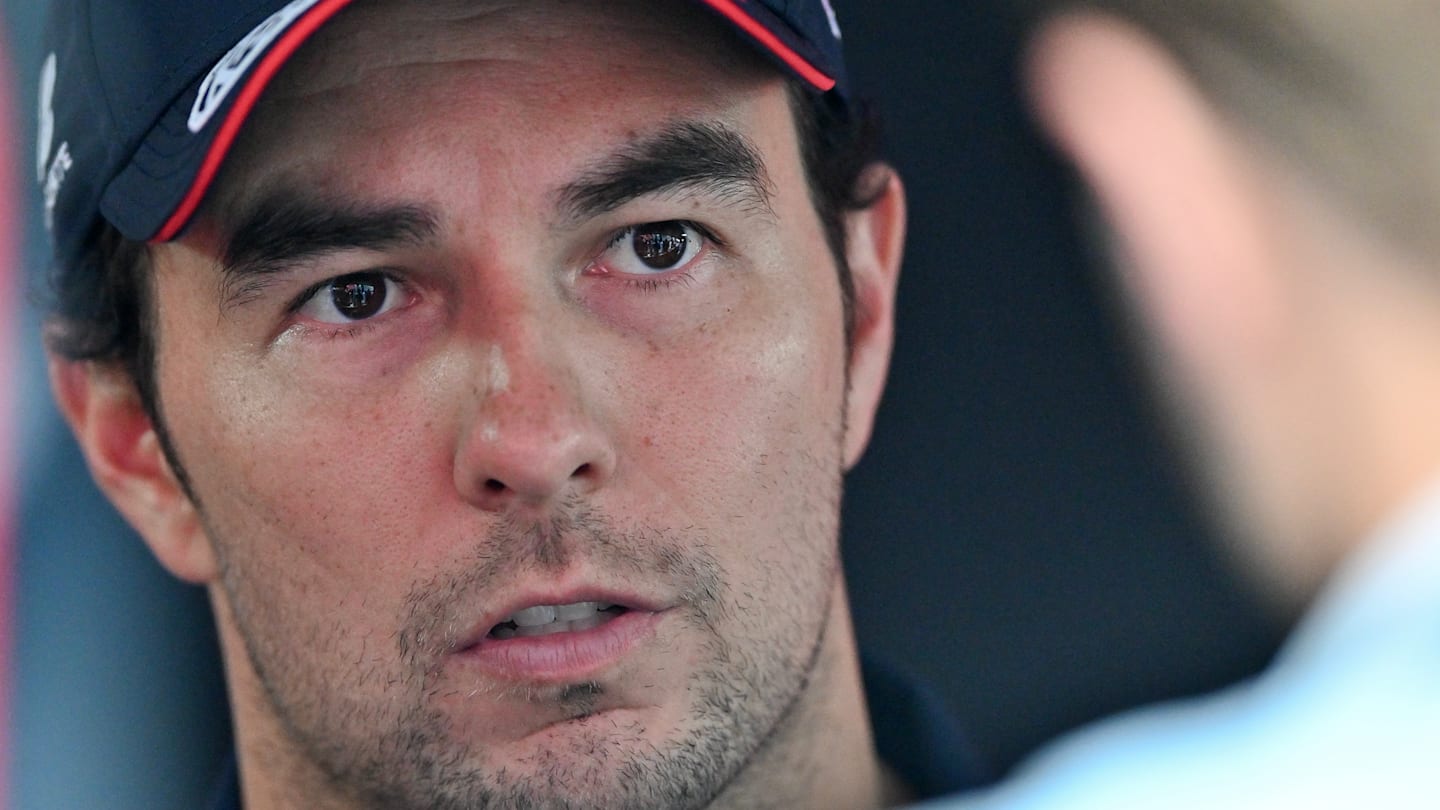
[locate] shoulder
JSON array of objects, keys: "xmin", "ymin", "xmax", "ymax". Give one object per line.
[{"xmin": 921, "ymin": 649, "xmax": 1440, "ymax": 810}]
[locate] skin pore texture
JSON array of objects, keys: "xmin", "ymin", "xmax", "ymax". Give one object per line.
[{"xmin": 53, "ymin": 1, "xmax": 907, "ymax": 808}]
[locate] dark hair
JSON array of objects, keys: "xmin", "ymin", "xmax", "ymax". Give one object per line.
[
  {"xmin": 787, "ymin": 85, "xmax": 887, "ymax": 348},
  {"xmin": 44, "ymin": 217, "xmax": 168, "ymax": 463},
  {"xmin": 45, "ymin": 83, "xmax": 886, "ymax": 422}
]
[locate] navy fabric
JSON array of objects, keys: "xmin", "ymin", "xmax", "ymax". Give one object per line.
[
  {"xmin": 205, "ymin": 659, "xmax": 988, "ymax": 808},
  {"xmin": 39, "ymin": 0, "xmax": 849, "ymax": 274},
  {"xmin": 863, "ymin": 656, "xmax": 992, "ymax": 799},
  {"xmin": 205, "ymin": 757, "xmax": 240, "ymax": 810},
  {"xmin": 39, "ymin": 0, "xmax": 286, "ymax": 269}
]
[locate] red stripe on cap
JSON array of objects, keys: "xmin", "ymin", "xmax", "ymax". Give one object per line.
[
  {"xmin": 158, "ymin": 0, "xmax": 832, "ymax": 241},
  {"xmin": 154, "ymin": 0, "xmax": 356, "ymax": 242},
  {"xmin": 698, "ymin": 0, "xmax": 837, "ymax": 92}
]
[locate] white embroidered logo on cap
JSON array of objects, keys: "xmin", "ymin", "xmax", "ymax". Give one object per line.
[
  {"xmin": 189, "ymin": 0, "xmax": 326, "ymax": 133},
  {"xmin": 37, "ymin": 52, "xmax": 57, "ymax": 183},
  {"xmin": 37, "ymin": 52, "xmax": 72, "ymax": 233},
  {"xmin": 820, "ymin": 0, "xmax": 842, "ymax": 40}
]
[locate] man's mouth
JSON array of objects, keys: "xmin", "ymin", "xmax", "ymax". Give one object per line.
[
  {"xmin": 455, "ymin": 592, "xmax": 665, "ymax": 681},
  {"xmin": 488, "ymin": 601, "xmax": 629, "ymax": 640}
]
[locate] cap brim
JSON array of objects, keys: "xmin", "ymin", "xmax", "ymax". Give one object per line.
[
  {"xmin": 101, "ymin": 0, "xmax": 841, "ymax": 245},
  {"xmin": 696, "ymin": 0, "xmax": 839, "ymax": 93},
  {"xmin": 102, "ymin": 0, "xmax": 357, "ymax": 243}
]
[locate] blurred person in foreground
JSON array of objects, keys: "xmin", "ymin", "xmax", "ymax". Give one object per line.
[
  {"xmin": 929, "ymin": 3, "xmax": 1440, "ymax": 808},
  {"xmin": 36, "ymin": 0, "xmax": 986, "ymax": 808}
]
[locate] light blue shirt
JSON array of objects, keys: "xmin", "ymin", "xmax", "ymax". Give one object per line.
[{"xmin": 924, "ymin": 478, "xmax": 1440, "ymax": 810}]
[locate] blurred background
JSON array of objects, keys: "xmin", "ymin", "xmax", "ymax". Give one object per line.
[{"xmin": 2, "ymin": 2, "xmax": 1288, "ymax": 808}]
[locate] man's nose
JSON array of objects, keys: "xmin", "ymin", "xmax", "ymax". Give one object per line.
[{"xmin": 451, "ymin": 329, "xmax": 616, "ymax": 513}]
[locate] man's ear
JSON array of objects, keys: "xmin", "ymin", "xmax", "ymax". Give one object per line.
[
  {"xmin": 48, "ymin": 356, "xmax": 218, "ymax": 584},
  {"xmin": 1023, "ymin": 12, "xmax": 1287, "ymax": 377},
  {"xmin": 843, "ymin": 165, "xmax": 906, "ymax": 470}
]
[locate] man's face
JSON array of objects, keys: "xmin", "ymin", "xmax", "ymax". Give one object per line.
[{"xmin": 143, "ymin": 1, "xmax": 881, "ymax": 807}]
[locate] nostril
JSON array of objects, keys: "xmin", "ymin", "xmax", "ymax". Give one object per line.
[{"xmin": 461, "ymin": 441, "xmax": 613, "ymax": 508}]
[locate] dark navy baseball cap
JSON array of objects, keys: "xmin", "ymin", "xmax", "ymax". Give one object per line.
[{"xmin": 38, "ymin": 0, "xmax": 850, "ymax": 271}]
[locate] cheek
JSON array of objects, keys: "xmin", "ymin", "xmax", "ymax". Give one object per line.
[
  {"xmin": 618, "ymin": 267, "xmax": 849, "ymax": 529},
  {"xmin": 159, "ymin": 326, "xmax": 446, "ymax": 588},
  {"xmin": 153, "ymin": 232, "xmax": 848, "ymax": 578},
  {"xmin": 645, "ymin": 297, "xmax": 849, "ymax": 647}
]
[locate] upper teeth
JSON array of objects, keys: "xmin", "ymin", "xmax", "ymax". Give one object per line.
[{"xmin": 509, "ymin": 601, "xmax": 611, "ymax": 627}]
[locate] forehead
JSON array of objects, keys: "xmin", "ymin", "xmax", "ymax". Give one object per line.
[{"xmin": 208, "ymin": 0, "xmax": 786, "ymax": 216}]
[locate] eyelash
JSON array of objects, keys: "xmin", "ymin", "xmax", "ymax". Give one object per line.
[
  {"xmin": 280, "ymin": 272, "xmax": 410, "ymax": 343},
  {"xmin": 619, "ymin": 274, "xmax": 700, "ymax": 293},
  {"xmin": 283, "ymin": 271, "xmax": 400, "ymax": 312},
  {"xmin": 604, "ymin": 220, "xmax": 721, "ymax": 245},
  {"xmin": 601, "ymin": 219, "xmax": 722, "ymax": 291},
  {"xmin": 314, "ymin": 321, "xmax": 384, "ymax": 341},
  {"xmin": 276, "ymin": 219, "xmax": 721, "ymax": 337}
]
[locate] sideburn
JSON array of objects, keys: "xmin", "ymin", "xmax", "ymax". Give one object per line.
[{"xmin": 124, "ymin": 241, "xmax": 204, "ymax": 512}]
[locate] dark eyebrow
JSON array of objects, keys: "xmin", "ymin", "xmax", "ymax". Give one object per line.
[
  {"xmin": 219, "ymin": 193, "xmax": 440, "ymax": 307},
  {"xmin": 556, "ymin": 121, "xmax": 775, "ymax": 223}
]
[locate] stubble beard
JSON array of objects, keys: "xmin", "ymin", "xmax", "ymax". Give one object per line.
[{"xmin": 207, "ymin": 488, "xmax": 842, "ymax": 810}]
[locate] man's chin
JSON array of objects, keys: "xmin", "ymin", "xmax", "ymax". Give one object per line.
[
  {"xmin": 440, "ymin": 692, "xmax": 677, "ymax": 751},
  {"xmin": 375, "ymin": 702, "xmax": 732, "ymax": 810}
]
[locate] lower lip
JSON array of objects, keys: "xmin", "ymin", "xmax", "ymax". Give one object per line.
[{"xmin": 459, "ymin": 610, "xmax": 663, "ymax": 682}]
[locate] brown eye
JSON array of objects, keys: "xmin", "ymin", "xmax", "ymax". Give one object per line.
[
  {"xmin": 329, "ymin": 272, "xmax": 388, "ymax": 320},
  {"xmin": 298, "ymin": 271, "xmax": 402, "ymax": 324},
  {"xmin": 631, "ymin": 221, "xmax": 690, "ymax": 270},
  {"xmin": 598, "ymin": 220, "xmax": 705, "ymax": 279}
]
